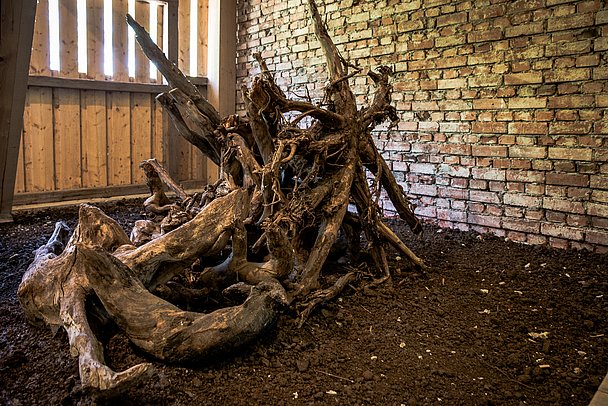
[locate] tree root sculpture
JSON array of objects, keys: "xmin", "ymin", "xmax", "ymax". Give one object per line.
[{"xmin": 18, "ymin": 0, "xmax": 425, "ymax": 395}]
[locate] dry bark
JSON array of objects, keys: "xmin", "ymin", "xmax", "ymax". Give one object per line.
[{"xmin": 19, "ymin": 1, "xmax": 424, "ymax": 394}]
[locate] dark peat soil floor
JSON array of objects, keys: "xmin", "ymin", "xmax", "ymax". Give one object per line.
[{"xmin": 0, "ymin": 199, "xmax": 606, "ymax": 406}]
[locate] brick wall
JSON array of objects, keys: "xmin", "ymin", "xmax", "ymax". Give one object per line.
[{"xmin": 236, "ymin": 0, "xmax": 608, "ymax": 252}]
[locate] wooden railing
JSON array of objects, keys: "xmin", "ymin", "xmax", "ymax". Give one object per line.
[{"xmin": 13, "ymin": 0, "xmax": 212, "ymax": 205}]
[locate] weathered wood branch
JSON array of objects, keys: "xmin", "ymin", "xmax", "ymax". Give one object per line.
[
  {"xmin": 117, "ymin": 189, "xmax": 249, "ymax": 289},
  {"xmin": 127, "ymin": 14, "xmax": 221, "ymax": 126}
]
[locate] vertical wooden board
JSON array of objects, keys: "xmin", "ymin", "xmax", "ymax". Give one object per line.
[
  {"xmin": 30, "ymin": 0, "xmax": 50, "ymax": 75},
  {"xmin": 131, "ymin": 93, "xmax": 152, "ymax": 183},
  {"xmin": 81, "ymin": 0, "xmax": 107, "ymax": 188},
  {"xmin": 109, "ymin": 1, "xmax": 131, "ymax": 185},
  {"xmin": 54, "ymin": 88, "xmax": 82, "ymax": 189},
  {"xmin": 86, "ymin": 0, "xmax": 104, "ymax": 80},
  {"xmin": 23, "ymin": 87, "xmax": 55, "ymax": 192},
  {"xmin": 152, "ymin": 99, "xmax": 166, "ymax": 164},
  {"xmin": 0, "ymin": 0, "xmax": 37, "ymax": 217},
  {"xmin": 157, "ymin": 3, "xmax": 165, "ymax": 83},
  {"xmin": 198, "ymin": 0, "xmax": 209, "ymax": 76},
  {"xmin": 15, "ymin": 134, "xmax": 25, "ymax": 193},
  {"xmin": 174, "ymin": 134, "xmax": 192, "ymax": 181},
  {"xmin": 58, "ymin": 0, "xmax": 78, "ymax": 78},
  {"xmin": 112, "ymin": 0, "xmax": 129, "ymax": 81},
  {"xmin": 190, "ymin": 145, "xmax": 205, "ymax": 181},
  {"xmin": 206, "ymin": 159, "xmax": 219, "ymax": 184},
  {"xmin": 107, "ymin": 92, "xmax": 131, "ymax": 185},
  {"xmin": 178, "ymin": 0, "xmax": 190, "ymax": 73},
  {"xmin": 135, "ymin": 1, "xmax": 150, "ymax": 83},
  {"xmin": 81, "ymin": 90, "xmax": 107, "ymax": 187}
]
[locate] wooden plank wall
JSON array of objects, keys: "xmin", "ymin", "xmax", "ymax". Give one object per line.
[{"xmin": 14, "ymin": 0, "xmax": 209, "ymax": 202}]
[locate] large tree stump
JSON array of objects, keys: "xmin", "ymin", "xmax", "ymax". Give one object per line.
[{"xmin": 19, "ymin": 0, "xmax": 424, "ymax": 395}]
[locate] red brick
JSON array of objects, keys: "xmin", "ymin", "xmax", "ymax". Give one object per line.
[
  {"xmin": 546, "ymin": 173, "xmax": 589, "ymax": 187},
  {"xmin": 468, "ymin": 28, "xmax": 502, "ymax": 43},
  {"xmin": 554, "ymin": 161, "xmax": 576, "ymax": 172},
  {"xmin": 437, "ymin": 209, "xmax": 467, "ymax": 222},
  {"xmin": 505, "ymin": 22, "xmax": 544, "ymax": 38},
  {"xmin": 468, "ymin": 75, "xmax": 502, "ymax": 87},
  {"xmin": 414, "ymin": 205, "xmax": 437, "ymax": 218},
  {"xmin": 586, "ymin": 229, "xmax": 608, "ymax": 245},
  {"xmin": 545, "ymin": 68, "xmax": 591, "ymax": 83},
  {"xmin": 543, "ymin": 197, "xmax": 585, "ymax": 214},
  {"xmin": 438, "ymin": 186, "xmax": 468, "ymax": 199},
  {"xmin": 509, "ymin": 146, "xmax": 547, "ymax": 158},
  {"xmin": 436, "ymin": 11, "xmax": 468, "ymax": 26},
  {"xmin": 469, "ymin": 179, "xmax": 487, "ymax": 189},
  {"xmin": 549, "ymin": 122, "xmax": 592, "ymax": 135},
  {"xmin": 468, "ymin": 51, "xmax": 504, "ymax": 65},
  {"xmin": 435, "ymin": 34, "xmax": 466, "ymax": 47},
  {"xmin": 504, "ymin": 72, "xmax": 543, "ymax": 85},
  {"xmin": 503, "ymin": 218, "xmax": 540, "ymax": 233},
  {"xmin": 549, "ymin": 237, "xmax": 570, "ymax": 250},
  {"xmin": 567, "ymin": 187, "xmax": 591, "ymax": 199},
  {"xmin": 547, "ymin": 13, "xmax": 594, "ymax": 32},
  {"xmin": 576, "ymin": 54, "xmax": 600, "ymax": 67},
  {"xmin": 535, "ymin": 111, "xmax": 555, "ymax": 121},
  {"xmin": 547, "ymin": 95, "xmax": 594, "ymax": 108},
  {"xmin": 508, "ymin": 122, "xmax": 548, "ymax": 135},
  {"xmin": 468, "ymin": 213, "xmax": 501, "ymax": 228},
  {"xmin": 437, "ymin": 78, "xmax": 466, "ymax": 89},
  {"xmin": 525, "ymin": 209, "xmax": 545, "ymax": 221},
  {"xmin": 588, "ymin": 202, "xmax": 608, "ymax": 217},
  {"xmin": 592, "ymin": 190, "xmax": 608, "ymax": 203},
  {"xmin": 592, "ymin": 217, "xmax": 608, "ymax": 229},
  {"xmin": 435, "ymin": 56, "xmax": 468, "ymax": 69},
  {"xmin": 472, "ymin": 145, "xmax": 508, "ymax": 157},
  {"xmin": 595, "ymin": 121, "xmax": 608, "ymax": 134},
  {"xmin": 409, "ymin": 184, "xmax": 437, "ymax": 196},
  {"xmin": 504, "ymin": 193, "xmax": 542, "ymax": 207},
  {"xmin": 472, "ymin": 168, "xmax": 506, "ymax": 181},
  {"xmin": 472, "ymin": 122, "xmax": 508, "ymax": 134},
  {"xmin": 567, "ymin": 214, "xmax": 590, "ymax": 227},
  {"xmin": 508, "ymin": 97, "xmax": 547, "ymax": 109},
  {"xmin": 546, "ymin": 210, "xmax": 567, "ymax": 222},
  {"xmin": 473, "ymin": 98, "xmax": 506, "ymax": 109},
  {"xmin": 397, "ymin": 20, "xmax": 424, "ymax": 32},
  {"xmin": 527, "ymin": 234, "xmax": 547, "ymax": 245},
  {"xmin": 470, "ymin": 4, "xmax": 505, "ymax": 21},
  {"xmin": 548, "ymin": 147, "xmax": 593, "ymax": 161},
  {"xmin": 489, "ymin": 181, "xmax": 506, "ymax": 192},
  {"xmin": 409, "ymin": 163, "xmax": 436, "ymax": 174},
  {"xmin": 470, "ymin": 190, "xmax": 500, "ymax": 203},
  {"xmin": 526, "ymin": 183, "xmax": 545, "ymax": 195},
  {"xmin": 506, "ymin": 170, "xmax": 545, "ymax": 183},
  {"xmin": 451, "ymin": 178, "xmax": 469, "ymax": 188},
  {"xmin": 541, "ymin": 223, "xmax": 584, "ymax": 241}
]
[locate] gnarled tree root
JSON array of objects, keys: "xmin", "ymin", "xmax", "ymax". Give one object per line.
[{"xmin": 18, "ymin": 189, "xmax": 284, "ymax": 392}]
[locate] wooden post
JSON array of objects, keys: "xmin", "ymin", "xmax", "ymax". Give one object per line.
[
  {"xmin": 206, "ymin": 0, "xmax": 236, "ymax": 183},
  {"xmin": 0, "ymin": 0, "xmax": 37, "ymax": 222}
]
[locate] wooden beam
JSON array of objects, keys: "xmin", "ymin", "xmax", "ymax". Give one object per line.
[
  {"xmin": 0, "ymin": 0, "xmax": 37, "ymax": 222},
  {"xmin": 206, "ymin": 0, "xmax": 236, "ymax": 183},
  {"xmin": 13, "ymin": 180, "xmax": 205, "ymax": 207},
  {"xmin": 28, "ymin": 75, "xmax": 206, "ymax": 92}
]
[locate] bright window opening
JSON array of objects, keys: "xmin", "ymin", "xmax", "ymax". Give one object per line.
[
  {"xmin": 42, "ymin": 0, "xmax": 193, "ymax": 82},
  {"xmin": 77, "ymin": 0, "xmax": 87, "ymax": 73},
  {"xmin": 48, "ymin": 0, "xmax": 60, "ymax": 71},
  {"xmin": 190, "ymin": 0, "xmax": 198, "ymax": 77},
  {"xmin": 103, "ymin": 0, "xmax": 113, "ymax": 76},
  {"xmin": 150, "ymin": 6, "xmax": 158, "ymax": 80},
  {"xmin": 128, "ymin": 0, "xmax": 136, "ymax": 78}
]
